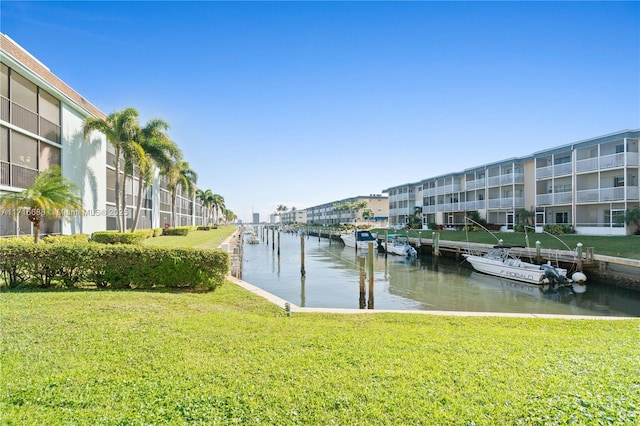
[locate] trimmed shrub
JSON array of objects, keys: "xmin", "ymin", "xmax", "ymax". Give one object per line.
[
  {"xmin": 197, "ymin": 226, "xmax": 213, "ymax": 231},
  {"xmin": 91, "ymin": 230, "xmax": 150, "ymax": 244},
  {"xmin": 42, "ymin": 234, "xmax": 90, "ymax": 244},
  {"xmin": 152, "ymin": 228, "xmax": 163, "ymax": 237},
  {"xmin": 0, "ymin": 241, "xmax": 229, "ymax": 291},
  {"xmin": 543, "ymin": 224, "xmax": 575, "ymax": 235},
  {"xmin": 162, "ymin": 227, "xmax": 190, "ymax": 236}
]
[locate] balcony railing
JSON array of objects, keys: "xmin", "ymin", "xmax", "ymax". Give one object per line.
[
  {"xmin": 0, "ymin": 163, "xmax": 38, "ymax": 188},
  {"xmin": 553, "ymin": 192, "xmax": 572, "ymax": 204},
  {"xmin": 536, "ymin": 193, "xmax": 553, "ymax": 206},
  {"xmin": 465, "ymin": 179, "xmax": 485, "ymax": 190},
  {"xmin": 1, "ymin": 97, "xmax": 61, "ymax": 143},
  {"xmin": 536, "ymin": 163, "xmax": 573, "ymax": 180},
  {"xmin": 600, "ymin": 153, "xmax": 625, "ymax": 170}
]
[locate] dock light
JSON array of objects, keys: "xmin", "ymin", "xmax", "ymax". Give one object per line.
[{"xmin": 284, "ymin": 302, "xmax": 291, "ymax": 317}]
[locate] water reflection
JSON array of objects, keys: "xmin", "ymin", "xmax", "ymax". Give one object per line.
[{"xmin": 241, "ymin": 232, "xmax": 640, "ymax": 317}]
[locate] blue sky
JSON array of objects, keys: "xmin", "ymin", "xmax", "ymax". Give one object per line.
[{"xmin": 2, "ymin": 1, "xmax": 639, "ymax": 222}]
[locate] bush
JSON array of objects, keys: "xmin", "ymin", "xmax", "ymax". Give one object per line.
[
  {"xmin": 197, "ymin": 226, "xmax": 213, "ymax": 231},
  {"xmin": 543, "ymin": 224, "xmax": 575, "ymax": 235},
  {"xmin": 152, "ymin": 228, "xmax": 163, "ymax": 237},
  {"xmin": 91, "ymin": 230, "xmax": 151, "ymax": 244},
  {"xmin": 0, "ymin": 241, "xmax": 229, "ymax": 291},
  {"xmin": 163, "ymin": 227, "xmax": 190, "ymax": 236},
  {"xmin": 42, "ymin": 234, "xmax": 90, "ymax": 244}
]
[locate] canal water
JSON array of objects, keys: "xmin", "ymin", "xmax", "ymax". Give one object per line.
[{"xmin": 241, "ymin": 232, "xmax": 640, "ymax": 317}]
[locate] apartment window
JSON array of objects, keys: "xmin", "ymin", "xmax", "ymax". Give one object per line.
[
  {"xmin": 39, "ymin": 143, "xmax": 60, "ymax": 170},
  {"xmin": 0, "ymin": 64, "xmax": 8, "ymax": 98},
  {"xmin": 555, "ymin": 212, "xmax": 569, "ymax": 224},
  {"xmin": 605, "ymin": 209, "xmax": 625, "ymax": 227},
  {"xmin": 10, "ymin": 71, "xmax": 37, "ymax": 112},
  {"xmin": 554, "ymin": 155, "xmax": 571, "ymax": 165},
  {"xmin": 0, "ymin": 126, "xmax": 8, "ymax": 162},
  {"xmin": 615, "ymin": 144, "xmax": 624, "ymax": 154},
  {"xmin": 10, "ymin": 131, "xmax": 37, "ymax": 168},
  {"xmin": 614, "ymin": 176, "xmax": 624, "ymax": 187}
]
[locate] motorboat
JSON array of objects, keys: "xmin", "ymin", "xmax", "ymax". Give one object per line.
[
  {"xmin": 247, "ymin": 235, "xmax": 260, "ymax": 244},
  {"xmin": 383, "ymin": 234, "xmax": 417, "ymax": 257},
  {"xmin": 463, "ymin": 245, "xmax": 587, "ymax": 291},
  {"xmin": 341, "ymin": 230, "xmax": 378, "ymax": 250}
]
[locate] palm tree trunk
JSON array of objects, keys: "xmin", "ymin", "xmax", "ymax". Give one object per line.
[
  {"xmin": 29, "ymin": 213, "xmax": 41, "ymax": 243},
  {"xmin": 121, "ymin": 172, "xmax": 128, "ymax": 232},
  {"xmin": 114, "ymin": 147, "xmax": 123, "ymax": 232},
  {"xmin": 131, "ymin": 174, "xmax": 145, "ymax": 232},
  {"xmin": 171, "ymin": 191, "xmax": 177, "ymax": 227}
]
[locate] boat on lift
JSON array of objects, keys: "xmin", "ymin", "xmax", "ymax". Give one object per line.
[
  {"xmin": 341, "ymin": 229, "xmax": 378, "ymax": 250},
  {"xmin": 384, "ymin": 234, "xmax": 417, "ymax": 257},
  {"xmin": 463, "ymin": 245, "xmax": 587, "ymax": 292}
]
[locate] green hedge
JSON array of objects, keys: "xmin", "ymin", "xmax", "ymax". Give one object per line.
[
  {"xmin": 42, "ymin": 234, "xmax": 90, "ymax": 244},
  {"xmin": 162, "ymin": 227, "xmax": 190, "ymax": 236},
  {"xmin": 0, "ymin": 242, "xmax": 229, "ymax": 291},
  {"xmin": 91, "ymin": 230, "xmax": 153, "ymax": 244}
]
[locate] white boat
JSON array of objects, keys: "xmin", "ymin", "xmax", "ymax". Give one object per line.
[
  {"xmin": 341, "ymin": 230, "xmax": 378, "ymax": 250},
  {"xmin": 463, "ymin": 245, "xmax": 587, "ymax": 290},
  {"xmin": 384, "ymin": 234, "xmax": 417, "ymax": 257},
  {"xmin": 247, "ymin": 235, "xmax": 260, "ymax": 244}
]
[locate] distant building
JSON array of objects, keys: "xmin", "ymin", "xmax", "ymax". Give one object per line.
[
  {"xmin": 252, "ymin": 212, "xmax": 260, "ymax": 224},
  {"xmin": 305, "ymin": 195, "xmax": 389, "ymax": 227},
  {"xmin": 280, "ymin": 209, "xmax": 306, "ymax": 224},
  {"xmin": 383, "ymin": 129, "xmax": 640, "ymax": 235}
]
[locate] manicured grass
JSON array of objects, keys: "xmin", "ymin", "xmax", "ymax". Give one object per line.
[
  {"xmin": 1, "ymin": 287, "xmax": 639, "ymax": 425},
  {"xmin": 372, "ymin": 228, "xmax": 640, "ymax": 260},
  {"xmin": 2, "ymin": 226, "xmax": 638, "ymax": 424},
  {"xmin": 143, "ymin": 226, "xmax": 236, "ymax": 249}
]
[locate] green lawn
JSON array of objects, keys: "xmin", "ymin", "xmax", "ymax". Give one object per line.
[
  {"xmin": 1, "ymin": 287, "xmax": 638, "ymax": 425},
  {"xmin": 2, "ymin": 226, "xmax": 639, "ymax": 424},
  {"xmin": 143, "ymin": 226, "xmax": 236, "ymax": 249}
]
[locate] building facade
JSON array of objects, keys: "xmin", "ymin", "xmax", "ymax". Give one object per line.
[
  {"xmin": 305, "ymin": 195, "xmax": 389, "ymax": 227},
  {"xmin": 280, "ymin": 209, "xmax": 307, "ymax": 225},
  {"xmin": 384, "ymin": 130, "xmax": 640, "ymax": 235},
  {"xmin": 1, "ymin": 34, "xmax": 207, "ymax": 238}
]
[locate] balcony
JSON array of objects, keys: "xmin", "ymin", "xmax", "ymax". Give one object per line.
[
  {"xmin": 465, "ymin": 178, "xmax": 485, "ymax": 190},
  {"xmin": 460, "ymin": 200, "xmax": 485, "ymax": 210},
  {"xmin": 536, "ymin": 163, "xmax": 573, "ymax": 180},
  {"xmin": 1, "ymin": 97, "xmax": 61, "ymax": 143},
  {"xmin": 576, "ymin": 186, "xmax": 640, "ymax": 203},
  {"xmin": 0, "ymin": 163, "xmax": 38, "ymax": 188}
]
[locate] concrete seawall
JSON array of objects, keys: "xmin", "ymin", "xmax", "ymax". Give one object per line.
[{"xmin": 303, "ymin": 229, "xmax": 640, "ymax": 291}]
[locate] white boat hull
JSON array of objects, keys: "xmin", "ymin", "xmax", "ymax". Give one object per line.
[
  {"xmin": 386, "ymin": 243, "xmax": 417, "ymax": 257},
  {"xmin": 463, "ymin": 254, "xmax": 568, "ymax": 285},
  {"xmin": 341, "ymin": 230, "xmax": 378, "ymax": 250}
]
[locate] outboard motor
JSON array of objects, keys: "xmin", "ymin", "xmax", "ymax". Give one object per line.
[{"xmin": 540, "ymin": 264, "xmax": 569, "ymax": 284}]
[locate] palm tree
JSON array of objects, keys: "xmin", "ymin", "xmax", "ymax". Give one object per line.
[
  {"xmin": 166, "ymin": 160, "xmax": 198, "ymax": 227},
  {"xmin": 623, "ymin": 207, "xmax": 640, "ymax": 235},
  {"xmin": 130, "ymin": 119, "xmax": 179, "ymax": 232},
  {"xmin": 223, "ymin": 208, "xmax": 237, "ymax": 225},
  {"xmin": 211, "ymin": 193, "xmax": 225, "ymax": 225},
  {"xmin": 351, "ymin": 201, "xmax": 368, "ymax": 224},
  {"xmin": 83, "ymin": 108, "xmax": 139, "ymax": 232},
  {"xmin": 0, "ymin": 166, "xmax": 83, "ymax": 243},
  {"xmin": 196, "ymin": 188, "xmax": 215, "ymax": 225}
]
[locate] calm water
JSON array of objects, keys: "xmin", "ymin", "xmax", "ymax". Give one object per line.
[{"xmin": 242, "ymin": 232, "xmax": 640, "ymax": 317}]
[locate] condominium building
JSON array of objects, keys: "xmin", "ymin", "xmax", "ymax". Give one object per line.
[
  {"xmin": 305, "ymin": 195, "xmax": 389, "ymax": 227},
  {"xmin": 384, "ymin": 129, "xmax": 640, "ymax": 235},
  {"xmin": 280, "ymin": 209, "xmax": 307, "ymax": 225},
  {"xmin": 0, "ymin": 34, "xmax": 208, "ymax": 238}
]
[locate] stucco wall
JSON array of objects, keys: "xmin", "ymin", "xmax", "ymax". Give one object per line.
[{"xmin": 61, "ymin": 105, "xmax": 107, "ymax": 235}]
